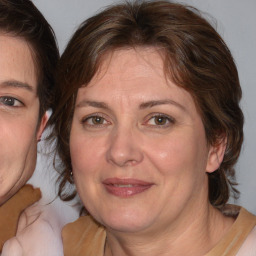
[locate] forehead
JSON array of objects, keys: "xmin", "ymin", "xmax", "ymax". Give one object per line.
[
  {"xmin": 78, "ymin": 48, "xmax": 197, "ymax": 113},
  {"xmin": 95, "ymin": 47, "xmax": 166, "ymax": 81},
  {"xmin": 86, "ymin": 47, "xmax": 169, "ymax": 95},
  {"xmin": 0, "ymin": 34, "xmax": 37, "ymax": 91}
]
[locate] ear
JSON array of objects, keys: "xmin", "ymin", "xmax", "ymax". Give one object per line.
[
  {"xmin": 206, "ymin": 136, "xmax": 227, "ymax": 173},
  {"xmin": 36, "ymin": 112, "xmax": 49, "ymax": 141}
]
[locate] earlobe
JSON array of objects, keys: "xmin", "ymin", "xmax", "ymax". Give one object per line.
[
  {"xmin": 206, "ymin": 137, "xmax": 227, "ymax": 173},
  {"xmin": 36, "ymin": 112, "xmax": 49, "ymax": 141}
]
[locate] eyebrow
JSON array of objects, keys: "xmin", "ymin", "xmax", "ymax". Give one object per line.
[
  {"xmin": 76, "ymin": 99, "xmax": 186, "ymax": 112},
  {"xmin": 0, "ymin": 80, "xmax": 34, "ymax": 92},
  {"xmin": 76, "ymin": 100, "xmax": 109, "ymax": 109},
  {"xmin": 139, "ymin": 99, "xmax": 186, "ymax": 111}
]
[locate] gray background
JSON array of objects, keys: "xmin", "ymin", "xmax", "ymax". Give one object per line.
[{"xmin": 31, "ymin": 0, "xmax": 256, "ymax": 214}]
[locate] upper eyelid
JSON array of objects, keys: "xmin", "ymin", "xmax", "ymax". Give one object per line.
[
  {"xmin": 143, "ymin": 114, "xmax": 175, "ymax": 128},
  {"xmin": 78, "ymin": 112, "xmax": 175, "ymax": 126},
  {"xmin": 145, "ymin": 113, "xmax": 175, "ymax": 121},
  {"xmin": 79, "ymin": 112, "xmax": 175, "ymax": 119},
  {"xmin": 81, "ymin": 112, "xmax": 110, "ymax": 123},
  {"xmin": 0, "ymin": 94, "xmax": 23, "ymax": 100}
]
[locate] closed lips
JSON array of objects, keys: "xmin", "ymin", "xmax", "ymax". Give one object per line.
[
  {"xmin": 102, "ymin": 178, "xmax": 154, "ymax": 197},
  {"xmin": 102, "ymin": 178, "xmax": 153, "ymax": 186}
]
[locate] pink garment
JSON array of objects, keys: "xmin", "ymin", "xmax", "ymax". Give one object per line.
[{"xmin": 2, "ymin": 199, "xmax": 78, "ymax": 256}]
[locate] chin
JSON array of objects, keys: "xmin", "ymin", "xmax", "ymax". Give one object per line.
[
  {"xmin": 96, "ymin": 208, "xmax": 154, "ymax": 233},
  {"xmin": 0, "ymin": 183, "xmax": 10, "ymax": 205},
  {"xmin": 0, "ymin": 190, "xmax": 11, "ymax": 205}
]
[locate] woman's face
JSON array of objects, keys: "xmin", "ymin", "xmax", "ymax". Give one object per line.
[{"xmin": 70, "ymin": 48, "xmax": 222, "ymax": 234}]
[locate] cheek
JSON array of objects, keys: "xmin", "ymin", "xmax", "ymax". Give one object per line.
[
  {"xmin": 145, "ymin": 132, "xmax": 209, "ymax": 210},
  {"xmin": 145, "ymin": 130, "xmax": 209, "ymax": 178},
  {"xmin": 70, "ymin": 134, "xmax": 104, "ymax": 178},
  {"xmin": 70, "ymin": 135, "xmax": 104, "ymax": 210},
  {"xmin": 0, "ymin": 119, "xmax": 36, "ymax": 155},
  {"xmin": 0, "ymin": 116, "xmax": 38, "ymax": 202}
]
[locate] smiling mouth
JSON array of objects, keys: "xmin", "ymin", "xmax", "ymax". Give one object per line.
[{"xmin": 102, "ymin": 178, "xmax": 153, "ymax": 197}]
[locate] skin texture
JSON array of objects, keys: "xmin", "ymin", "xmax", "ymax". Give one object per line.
[
  {"xmin": 0, "ymin": 34, "xmax": 47, "ymax": 205},
  {"xmin": 70, "ymin": 48, "xmax": 232, "ymax": 255}
]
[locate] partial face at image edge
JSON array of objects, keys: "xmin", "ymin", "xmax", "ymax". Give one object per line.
[{"xmin": 0, "ymin": 34, "xmax": 47, "ymax": 205}]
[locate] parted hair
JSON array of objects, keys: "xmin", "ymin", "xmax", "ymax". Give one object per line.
[
  {"xmin": 0, "ymin": 0, "xmax": 59, "ymax": 118},
  {"xmin": 51, "ymin": 0, "xmax": 244, "ymax": 208}
]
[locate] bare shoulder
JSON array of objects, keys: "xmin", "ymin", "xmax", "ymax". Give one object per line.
[{"xmin": 237, "ymin": 226, "xmax": 256, "ymax": 256}]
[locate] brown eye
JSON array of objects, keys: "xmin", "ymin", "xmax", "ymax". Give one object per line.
[
  {"xmin": 146, "ymin": 114, "xmax": 175, "ymax": 128},
  {"xmin": 91, "ymin": 116, "xmax": 105, "ymax": 125},
  {"xmin": 82, "ymin": 114, "xmax": 109, "ymax": 127},
  {"xmin": 0, "ymin": 96, "xmax": 23, "ymax": 107},
  {"xmin": 154, "ymin": 116, "xmax": 168, "ymax": 125}
]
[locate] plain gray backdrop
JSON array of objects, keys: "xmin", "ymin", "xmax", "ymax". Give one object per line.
[{"xmin": 31, "ymin": 0, "xmax": 256, "ymax": 214}]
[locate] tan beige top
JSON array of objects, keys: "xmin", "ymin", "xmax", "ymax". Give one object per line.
[
  {"xmin": 62, "ymin": 207, "xmax": 256, "ymax": 256},
  {"xmin": 0, "ymin": 185, "xmax": 41, "ymax": 252}
]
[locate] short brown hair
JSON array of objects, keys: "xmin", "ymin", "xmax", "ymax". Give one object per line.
[
  {"xmin": 0, "ymin": 0, "xmax": 59, "ymax": 119},
  {"xmin": 51, "ymin": 0, "xmax": 243, "ymax": 208}
]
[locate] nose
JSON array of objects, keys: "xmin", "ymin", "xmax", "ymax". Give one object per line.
[{"xmin": 106, "ymin": 126, "xmax": 143, "ymax": 167}]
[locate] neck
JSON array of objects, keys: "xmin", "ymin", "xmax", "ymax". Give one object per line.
[{"xmin": 104, "ymin": 203, "xmax": 234, "ymax": 256}]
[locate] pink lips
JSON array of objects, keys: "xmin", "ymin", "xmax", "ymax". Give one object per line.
[{"xmin": 102, "ymin": 178, "xmax": 153, "ymax": 197}]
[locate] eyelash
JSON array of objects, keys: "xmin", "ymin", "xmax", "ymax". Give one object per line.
[
  {"xmin": 144, "ymin": 113, "xmax": 175, "ymax": 128},
  {"xmin": 80, "ymin": 112, "xmax": 175, "ymax": 129},
  {"xmin": 81, "ymin": 113, "xmax": 111, "ymax": 127},
  {"xmin": 0, "ymin": 96, "xmax": 23, "ymax": 107}
]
